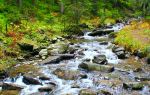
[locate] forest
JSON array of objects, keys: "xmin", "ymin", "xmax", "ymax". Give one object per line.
[{"xmin": 0, "ymin": 0, "xmax": 150, "ymax": 95}]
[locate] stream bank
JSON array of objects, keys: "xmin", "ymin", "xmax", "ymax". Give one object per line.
[{"xmin": 0, "ymin": 22, "xmax": 150, "ymax": 95}]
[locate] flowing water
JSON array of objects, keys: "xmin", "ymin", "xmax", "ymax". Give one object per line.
[{"xmin": 2, "ymin": 23, "xmax": 150, "ymax": 95}]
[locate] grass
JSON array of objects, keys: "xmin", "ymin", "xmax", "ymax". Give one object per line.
[{"xmin": 115, "ymin": 19, "xmax": 150, "ymax": 55}]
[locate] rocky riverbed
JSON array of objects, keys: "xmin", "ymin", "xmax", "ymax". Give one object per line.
[{"xmin": 0, "ymin": 23, "xmax": 150, "ymax": 95}]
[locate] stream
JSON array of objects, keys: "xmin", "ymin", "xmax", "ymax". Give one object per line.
[{"xmin": 1, "ymin": 23, "xmax": 150, "ymax": 95}]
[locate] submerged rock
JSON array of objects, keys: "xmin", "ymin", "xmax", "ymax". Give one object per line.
[
  {"xmin": 123, "ymin": 82, "xmax": 144, "ymax": 90},
  {"xmin": 53, "ymin": 68, "xmax": 86, "ymax": 80},
  {"xmin": 99, "ymin": 41, "xmax": 108, "ymax": 45},
  {"xmin": 79, "ymin": 63, "xmax": 114, "ymax": 72},
  {"xmin": 79, "ymin": 89, "xmax": 97, "ymax": 95},
  {"xmin": 38, "ymin": 83, "xmax": 56, "ymax": 92},
  {"xmin": 1, "ymin": 83, "xmax": 24, "ymax": 90},
  {"xmin": 92, "ymin": 55, "xmax": 107, "ymax": 65},
  {"xmin": 23, "ymin": 76, "xmax": 41, "ymax": 85}
]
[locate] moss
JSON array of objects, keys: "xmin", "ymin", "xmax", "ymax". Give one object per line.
[
  {"xmin": 8, "ymin": 64, "xmax": 39, "ymax": 77},
  {"xmin": 0, "ymin": 90, "xmax": 19, "ymax": 95}
]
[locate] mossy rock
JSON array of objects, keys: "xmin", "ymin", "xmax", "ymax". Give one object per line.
[
  {"xmin": 123, "ymin": 82, "xmax": 144, "ymax": 90},
  {"xmin": 0, "ymin": 90, "xmax": 19, "ymax": 95},
  {"xmin": 53, "ymin": 68, "xmax": 86, "ymax": 80},
  {"xmin": 8, "ymin": 64, "xmax": 39, "ymax": 77}
]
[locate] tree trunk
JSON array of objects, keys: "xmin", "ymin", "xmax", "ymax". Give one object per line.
[
  {"xmin": 60, "ymin": 1, "xmax": 64, "ymax": 14},
  {"xmin": 16, "ymin": 0, "xmax": 22, "ymax": 8}
]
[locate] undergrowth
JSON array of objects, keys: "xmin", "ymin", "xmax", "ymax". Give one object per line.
[{"xmin": 115, "ymin": 19, "xmax": 150, "ymax": 55}]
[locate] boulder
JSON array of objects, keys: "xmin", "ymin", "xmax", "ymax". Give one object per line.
[
  {"xmin": 147, "ymin": 57, "xmax": 150, "ymax": 64},
  {"xmin": 23, "ymin": 76, "xmax": 41, "ymax": 85},
  {"xmin": 53, "ymin": 68, "xmax": 86, "ymax": 80},
  {"xmin": 0, "ymin": 70, "xmax": 8, "ymax": 80},
  {"xmin": 48, "ymin": 42, "xmax": 70, "ymax": 54},
  {"xmin": 18, "ymin": 43, "xmax": 34, "ymax": 52},
  {"xmin": 134, "ymin": 50, "xmax": 145, "ymax": 58},
  {"xmin": 79, "ymin": 63, "xmax": 114, "ymax": 72},
  {"xmin": 39, "ymin": 49, "xmax": 48, "ymax": 57},
  {"xmin": 92, "ymin": 55, "xmax": 107, "ymax": 65},
  {"xmin": 115, "ymin": 51, "xmax": 126, "ymax": 59},
  {"xmin": 123, "ymin": 82, "xmax": 144, "ymax": 90},
  {"xmin": 79, "ymin": 89, "xmax": 96, "ymax": 95},
  {"xmin": 112, "ymin": 46, "xmax": 126, "ymax": 59},
  {"xmin": 112, "ymin": 46, "xmax": 125, "ymax": 52},
  {"xmin": 1, "ymin": 83, "xmax": 24, "ymax": 90},
  {"xmin": 88, "ymin": 29, "xmax": 114, "ymax": 36},
  {"xmin": 42, "ymin": 54, "xmax": 75, "ymax": 64}
]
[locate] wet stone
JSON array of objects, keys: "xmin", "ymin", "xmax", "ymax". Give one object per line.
[
  {"xmin": 23, "ymin": 76, "xmax": 42, "ymax": 85},
  {"xmin": 39, "ymin": 49, "xmax": 48, "ymax": 58},
  {"xmin": 99, "ymin": 41, "xmax": 108, "ymax": 45},
  {"xmin": 38, "ymin": 86, "xmax": 53, "ymax": 92},
  {"xmin": 112, "ymin": 46, "xmax": 126, "ymax": 59},
  {"xmin": 53, "ymin": 68, "xmax": 87, "ymax": 80},
  {"xmin": 79, "ymin": 89, "xmax": 97, "ymax": 95},
  {"xmin": 41, "ymin": 54, "xmax": 74, "ymax": 64},
  {"xmin": 92, "ymin": 55, "xmax": 107, "ymax": 65},
  {"xmin": 39, "ymin": 76, "xmax": 50, "ymax": 80},
  {"xmin": 71, "ymin": 83, "xmax": 80, "ymax": 88},
  {"xmin": 88, "ymin": 29, "xmax": 114, "ymax": 36},
  {"xmin": 1, "ymin": 83, "xmax": 24, "ymax": 90},
  {"xmin": 79, "ymin": 63, "xmax": 114, "ymax": 72}
]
